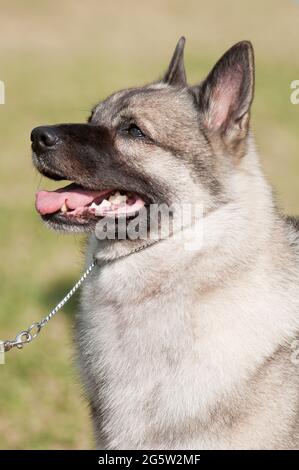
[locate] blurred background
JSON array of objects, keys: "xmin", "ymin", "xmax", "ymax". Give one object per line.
[{"xmin": 0, "ymin": 0, "xmax": 298, "ymax": 449}]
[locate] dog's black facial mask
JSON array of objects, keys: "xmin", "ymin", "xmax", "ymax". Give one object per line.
[
  {"xmin": 32, "ymin": 123, "xmax": 156, "ymax": 195},
  {"xmin": 32, "ymin": 123, "xmax": 114, "ymax": 185},
  {"xmin": 31, "ymin": 123, "xmax": 168, "ymax": 201},
  {"xmin": 31, "ymin": 120, "xmax": 169, "ymax": 231}
]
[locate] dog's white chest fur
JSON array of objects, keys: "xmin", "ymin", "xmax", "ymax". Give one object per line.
[{"xmin": 76, "ymin": 228, "xmax": 299, "ymax": 450}]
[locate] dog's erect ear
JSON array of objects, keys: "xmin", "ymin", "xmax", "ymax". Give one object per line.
[
  {"xmin": 163, "ymin": 37, "xmax": 187, "ymax": 87},
  {"xmin": 194, "ymin": 41, "xmax": 254, "ymax": 140}
]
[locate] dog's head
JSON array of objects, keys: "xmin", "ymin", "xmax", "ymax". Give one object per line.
[{"xmin": 32, "ymin": 38, "xmax": 254, "ymax": 237}]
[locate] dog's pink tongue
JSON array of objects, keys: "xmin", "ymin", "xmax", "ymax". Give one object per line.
[{"xmin": 35, "ymin": 183, "xmax": 109, "ymax": 215}]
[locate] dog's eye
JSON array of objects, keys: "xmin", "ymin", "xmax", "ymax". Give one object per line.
[{"xmin": 128, "ymin": 124, "xmax": 144, "ymax": 138}]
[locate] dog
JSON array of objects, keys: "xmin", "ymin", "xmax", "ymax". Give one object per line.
[{"xmin": 31, "ymin": 38, "xmax": 299, "ymax": 449}]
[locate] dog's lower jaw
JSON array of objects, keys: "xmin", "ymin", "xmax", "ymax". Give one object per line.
[{"xmin": 42, "ymin": 215, "xmax": 97, "ymax": 233}]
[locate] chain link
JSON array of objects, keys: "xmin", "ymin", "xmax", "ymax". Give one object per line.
[{"xmin": 2, "ymin": 262, "xmax": 95, "ymax": 353}]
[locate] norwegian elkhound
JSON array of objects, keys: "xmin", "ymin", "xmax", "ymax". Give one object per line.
[{"xmin": 31, "ymin": 38, "xmax": 299, "ymax": 449}]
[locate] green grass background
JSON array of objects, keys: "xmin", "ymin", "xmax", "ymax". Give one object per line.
[{"xmin": 0, "ymin": 0, "xmax": 298, "ymax": 449}]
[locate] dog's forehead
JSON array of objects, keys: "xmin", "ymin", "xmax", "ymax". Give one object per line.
[{"xmin": 91, "ymin": 84, "xmax": 195, "ymax": 125}]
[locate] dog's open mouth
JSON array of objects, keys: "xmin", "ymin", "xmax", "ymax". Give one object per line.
[{"xmin": 35, "ymin": 183, "xmax": 146, "ymax": 228}]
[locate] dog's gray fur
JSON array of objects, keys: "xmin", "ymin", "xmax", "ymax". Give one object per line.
[{"xmin": 34, "ymin": 38, "xmax": 299, "ymax": 449}]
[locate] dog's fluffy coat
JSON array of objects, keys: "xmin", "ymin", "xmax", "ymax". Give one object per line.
[
  {"xmin": 77, "ymin": 41, "xmax": 299, "ymax": 449},
  {"xmin": 33, "ymin": 38, "xmax": 299, "ymax": 449}
]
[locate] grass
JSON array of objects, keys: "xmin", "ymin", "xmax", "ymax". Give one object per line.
[{"xmin": 0, "ymin": 0, "xmax": 298, "ymax": 449}]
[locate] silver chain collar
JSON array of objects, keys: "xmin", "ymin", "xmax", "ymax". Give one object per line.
[
  {"xmin": 1, "ymin": 238, "xmax": 159, "ymax": 354},
  {"xmin": 2, "ymin": 262, "xmax": 96, "ymax": 353}
]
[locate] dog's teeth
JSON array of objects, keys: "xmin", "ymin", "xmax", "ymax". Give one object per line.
[
  {"xmin": 90, "ymin": 199, "xmax": 112, "ymax": 215},
  {"xmin": 91, "ymin": 199, "xmax": 111, "ymax": 208},
  {"xmin": 100, "ymin": 199, "xmax": 112, "ymax": 208},
  {"xmin": 108, "ymin": 192, "xmax": 127, "ymax": 205},
  {"xmin": 61, "ymin": 202, "xmax": 68, "ymax": 213}
]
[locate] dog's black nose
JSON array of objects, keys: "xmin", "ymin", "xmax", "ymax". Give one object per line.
[{"xmin": 31, "ymin": 126, "xmax": 58, "ymax": 149}]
